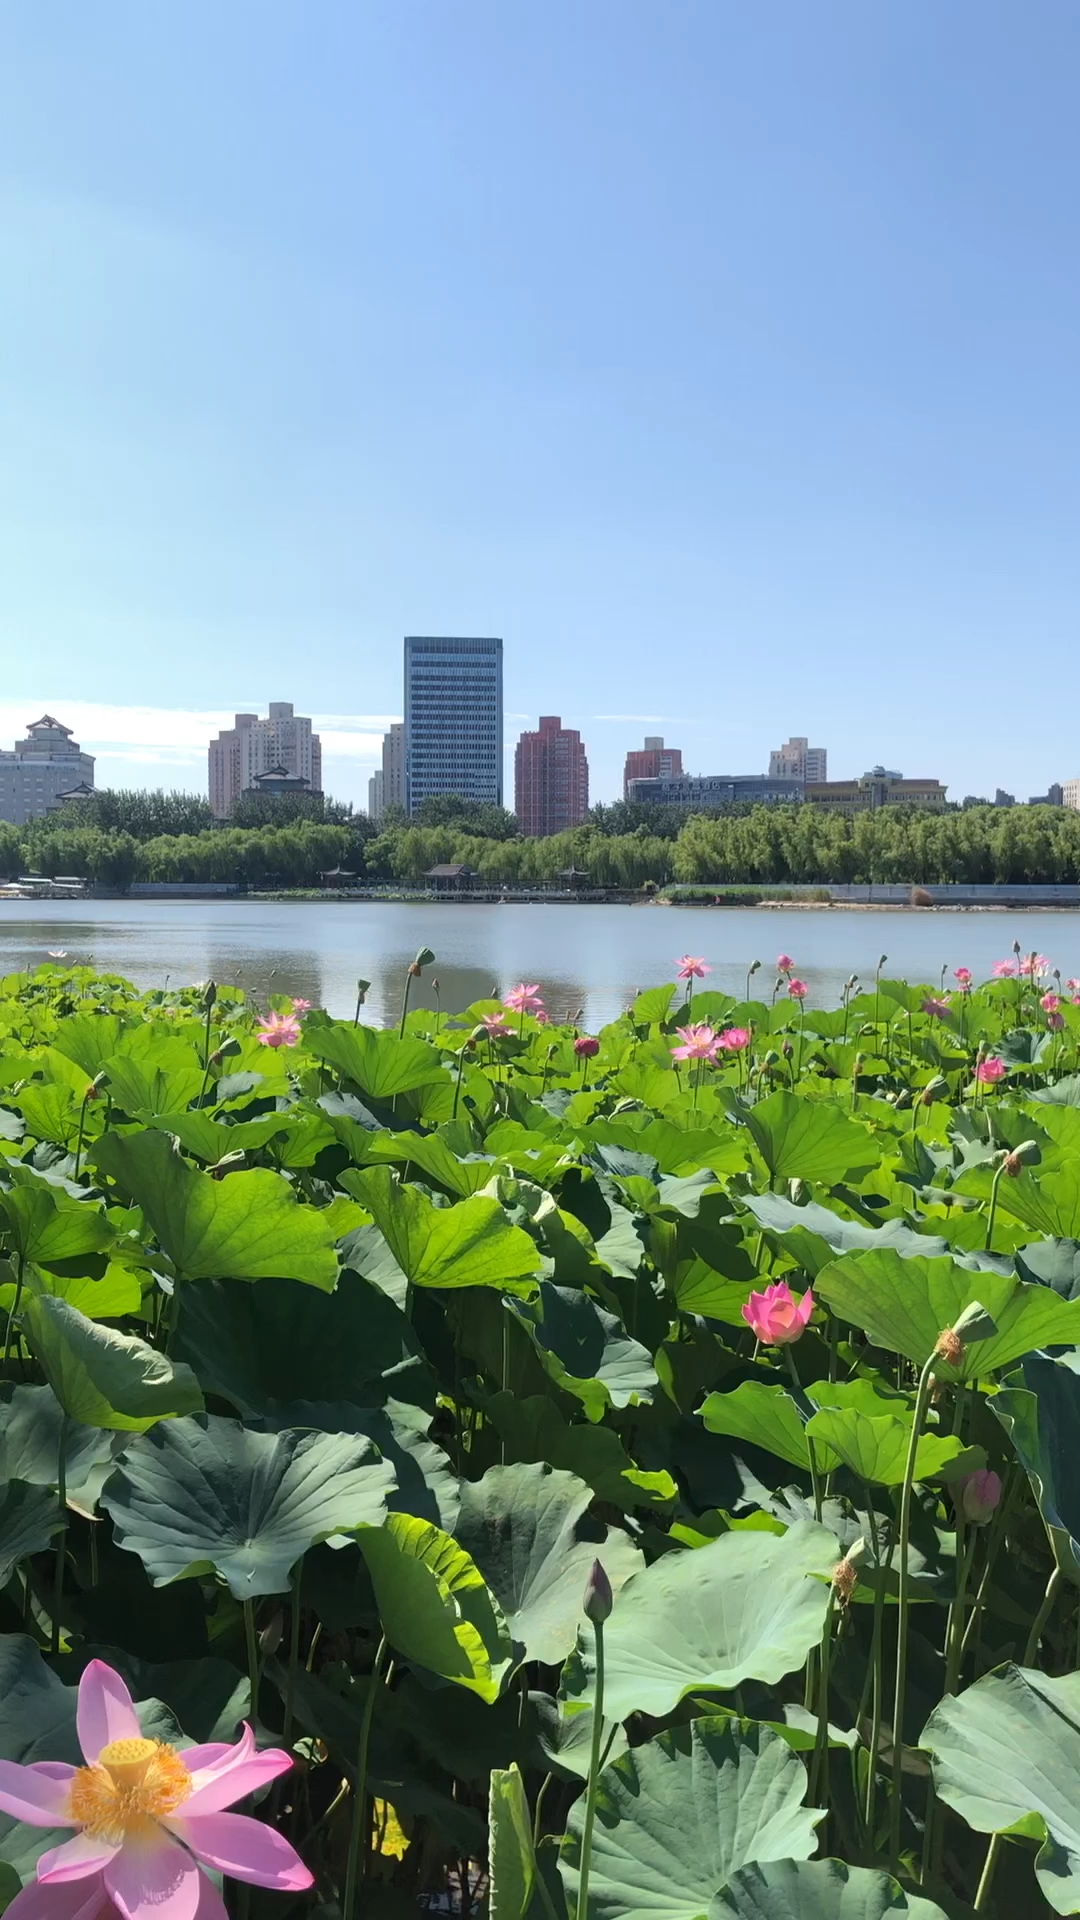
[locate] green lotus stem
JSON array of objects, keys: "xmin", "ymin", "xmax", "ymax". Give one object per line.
[
  {"xmin": 945, "ymin": 1526, "xmax": 979, "ymax": 1696},
  {"xmin": 575, "ymin": 1620, "xmax": 606, "ymax": 1920},
  {"xmin": 985, "ymin": 1158, "xmax": 1007, "ymax": 1252},
  {"xmin": 343, "ymin": 1633, "xmax": 387, "ymax": 1920},
  {"xmin": 283, "ymin": 1562, "xmax": 302, "ymax": 1750},
  {"xmin": 52, "ymin": 1415, "xmax": 69, "ymax": 1656},
  {"xmin": 1024, "ymin": 1565, "xmax": 1061, "ymax": 1665},
  {"xmin": 783, "ymin": 1347, "xmax": 822, "ymax": 1522},
  {"xmin": 863, "ymin": 1509, "xmax": 888, "ymax": 1839},
  {"xmin": 961, "ymin": 1471, "xmax": 1018, "ymax": 1660},
  {"xmin": 889, "ymin": 1348, "xmax": 938, "ymax": 1866},
  {"xmin": 809, "ymin": 1588, "xmax": 835, "ymax": 1805},
  {"xmin": 2, "ymin": 1252, "xmax": 24, "ymax": 1372},
  {"xmin": 532, "ymin": 1770, "xmax": 553, "ymax": 1846},
  {"xmin": 973, "ymin": 1834, "xmax": 1002, "ymax": 1913},
  {"xmin": 243, "ymin": 1598, "xmax": 260, "ymax": 1723},
  {"xmin": 74, "ymin": 1092, "xmax": 91, "ymax": 1181}
]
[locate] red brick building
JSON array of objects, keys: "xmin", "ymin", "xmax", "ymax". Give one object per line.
[
  {"xmin": 622, "ymin": 735, "xmax": 683, "ymax": 799},
  {"xmin": 514, "ymin": 716, "xmax": 589, "ymax": 837}
]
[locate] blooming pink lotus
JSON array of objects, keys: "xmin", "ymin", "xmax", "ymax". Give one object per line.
[
  {"xmin": 255, "ymin": 1012, "xmax": 301, "ymax": 1048},
  {"xmin": 921, "ymin": 996, "xmax": 951, "ymax": 1019},
  {"xmin": 504, "ymin": 983, "xmax": 544, "ymax": 1015},
  {"xmin": 670, "ymin": 1023, "xmax": 720, "ymax": 1062},
  {"xmin": 676, "ymin": 956, "xmax": 710, "ymax": 981},
  {"xmin": 991, "ymin": 959, "xmax": 1017, "ymax": 979},
  {"xmin": 975, "ymin": 1055, "xmax": 1007, "ymax": 1084},
  {"xmin": 1041, "ymin": 992, "xmax": 1061, "ymax": 1012},
  {"xmin": 574, "ymin": 1034, "xmax": 600, "ymax": 1057},
  {"xmin": 290, "ymin": 997, "xmax": 312, "ymax": 1014},
  {"xmin": 1068, "ymin": 978, "xmax": 1080, "ymax": 993},
  {"xmin": 776, "ymin": 954, "xmax": 794, "ymax": 973},
  {"xmin": 953, "ymin": 966, "xmax": 973, "ymax": 988},
  {"xmin": 480, "ymin": 1012, "xmax": 513, "ymax": 1039},
  {"xmin": 786, "ymin": 978, "xmax": 808, "ymax": 1001},
  {"xmin": 717, "ymin": 1026, "xmax": 751, "ymax": 1051},
  {"xmin": 0, "ymin": 1661, "xmax": 311, "ymax": 1920},
  {"xmin": 1021, "ymin": 954, "xmax": 1050, "ymax": 979},
  {"xmin": 741, "ymin": 1281, "xmax": 813, "ymax": 1345}
]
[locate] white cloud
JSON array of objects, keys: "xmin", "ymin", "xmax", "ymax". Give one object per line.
[{"xmin": 0, "ymin": 702, "xmax": 400, "ymax": 760}]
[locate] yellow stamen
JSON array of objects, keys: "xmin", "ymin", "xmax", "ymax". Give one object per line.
[{"xmin": 69, "ymin": 1739, "xmax": 192, "ymax": 1844}]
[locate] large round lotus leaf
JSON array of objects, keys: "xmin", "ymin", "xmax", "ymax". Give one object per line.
[
  {"xmin": 713, "ymin": 1859, "xmax": 948, "ymax": 1918},
  {"xmin": 922, "ymin": 1662, "xmax": 1080, "ymax": 1914},
  {"xmin": 559, "ymin": 1719, "xmax": 822, "ymax": 1920},
  {"xmin": 101, "ymin": 1412, "xmax": 396, "ymax": 1596},
  {"xmin": 566, "ymin": 1521, "xmax": 838, "ymax": 1721}
]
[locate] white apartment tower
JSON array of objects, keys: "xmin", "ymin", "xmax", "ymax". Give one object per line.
[
  {"xmin": 208, "ymin": 703, "xmax": 322, "ymax": 818},
  {"xmin": 769, "ymin": 735, "xmax": 828, "ymax": 784},
  {"xmin": 369, "ymin": 721, "xmax": 406, "ymax": 820},
  {"xmin": 0, "ymin": 716, "xmax": 96, "ymax": 825}
]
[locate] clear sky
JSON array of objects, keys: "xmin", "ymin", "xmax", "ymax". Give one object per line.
[{"xmin": 2, "ymin": 2, "xmax": 1079, "ymax": 808}]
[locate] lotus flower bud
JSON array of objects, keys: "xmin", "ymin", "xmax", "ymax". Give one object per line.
[
  {"xmin": 582, "ymin": 1558, "xmax": 613, "ymax": 1625},
  {"xmin": 574, "ymin": 1035, "xmax": 600, "ymax": 1058},
  {"xmin": 953, "ymin": 1468, "xmax": 1002, "ymax": 1526},
  {"xmin": 878, "ymin": 955, "xmax": 888, "ymax": 970},
  {"xmin": 203, "ymin": 980, "xmax": 217, "ymax": 1010},
  {"xmin": 782, "ymin": 1040, "xmax": 793, "ymax": 1059}
]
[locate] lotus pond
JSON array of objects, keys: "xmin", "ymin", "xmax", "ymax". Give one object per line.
[{"xmin": 2, "ymin": 951, "xmax": 1080, "ymax": 1920}]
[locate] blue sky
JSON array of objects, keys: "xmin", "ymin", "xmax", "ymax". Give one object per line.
[{"xmin": 2, "ymin": 2, "xmax": 1079, "ymax": 808}]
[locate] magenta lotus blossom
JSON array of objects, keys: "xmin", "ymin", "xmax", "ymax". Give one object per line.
[
  {"xmin": 717, "ymin": 1026, "xmax": 751, "ymax": 1051},
  {"xmin": 0, "ymin": 1661, "xmax": 311, "ymax": 1920},
  {"xmin": 921, "ymin": 996, "xmax": 951, "ymax": 1019},
  {"xmin": 255, "ymin": 1011, "xmax": 301, "ymax": 1048},
  {"xmin": 776, "ymin": 954, "xmax": 794, "ymax": 973},
  {"xmin": 670, "ymin": 1023, "xmax": 720, "ymax": 1062},
  {"xmin": 953, "ymin": 1467, "xmax": 1002, "ymax": 1526},
  {"xmin": 975, "ymin": 1055, "xmax": 1007, "ymax": 1084},
  {"xmin": 741, "ymin": 1281, "xmax": 813, "ymax": 1345},
  {"xmin": 290, "ymin": 997, "xmax": 312, "ymax": 1013},
  {"xmin": 676, "ymin": 956, "xmax": 711, "ymax": 981},
  {"xmin": 1041, "ymin": 992, "xmax": 1061, "ymax": 1012},
  {"xmin": 1048, "ymin": 1011, "xmax": 1065, "ymax": 1031},
  {"xmin": 953, "ymin": 966, "xmax": 973, "ymax": 988},
  {"xmin": 991, "ymin": 959, "xmax": 1017, "ymax": 979},
  {"xmin": 786, "ymin": 978, "xmax": 808, "ymax": 1001},
  {"xmin": 1021, "ymin": 954, "xmax": 1050, "ymax": 979},
  {"xmin": 480, "ymin": 1012, "xmax": 513, "ymax": 1039},
  {"xmin": 504, "ymin": 983, "xmax": 544, "ymax": 1015},
  {"xmin": 1068, "ymin": 978, "xmax": 1080, "ymax": 992},
  {"xmin": 574, "ymin": 1034, "xmax": 600, "ymax": 1057}
]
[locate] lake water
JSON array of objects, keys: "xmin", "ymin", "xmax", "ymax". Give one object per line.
[{"xmin": 0, "ymin": 899, "xmax": 1076, "ymax": 1030}]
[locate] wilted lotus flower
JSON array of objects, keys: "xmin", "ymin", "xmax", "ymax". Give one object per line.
[{"xmin": 740, "ymin": 1281, "xmax": 813, "ymax": 1345}]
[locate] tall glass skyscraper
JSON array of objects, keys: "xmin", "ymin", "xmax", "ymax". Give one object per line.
[{"xmin": 403, "ymin": 636, "xmax": 504, "ymax": 814}]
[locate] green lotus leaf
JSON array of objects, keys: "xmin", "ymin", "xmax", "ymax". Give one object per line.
[
  {"xmin": 803, "ymin": 1408, "xmax": 973, "ymax": 1487},
  {"xmin": 102, "ymin": 1045, "xmax": 206, "ymax": 1116},
  {"xmin": 713, "ymin": 1859, "xmax": 948, "ymax": 1918},
  {"xmin": 559, "ymin": 1719, "xmax": 822, "ymax": 1920},
  {"xmin": 345, "ymin": 1166, "xmax": 541, "ymax": 1293},
  {"xmin": 488, "ymin": 1764, "xmax": 536, "ymax": 1920},
  {"xmin": 993, "ymin": 1353, "xmax": 1080, "ymax": 1579},
  {"xmin": 92, "ymin": 1128, "xmax": 339, "ymax": 1288},
  {"xmin": 740, "ymin": 1092, "xmax": 880, "ymax": 1185},
  {"xmin": 565, "ymin": 1521, "xmax": 839, "ymax": 1721},
  {"xmin": 357, "ymin": 1511, "xmax": 513, "ymax": 1701},
  {"xmin": 0, "ymin": 1179, "xmax": 113, "ymax": 1266},
  {"xmin": 455, "ymin": 1463, "xmax": 643, "ymax": 1665},
  {"xmin": 923, "ymin": 1662, "xmax": 1080, "ymax": 1914},
  {"xmin": 101, "ymin": 1411, "xmax": 395, "ymax": 1596},
  {"xmin": 23, "ymin": 1294, "xmax": 203, "ymax": 1432},
  {"xmin": 507, "ymin": 1283, "xmax": 657, "ymax": 1421},
  {"xmin": 484, "ymin": 1393, "xmax": 676, "ymax": 1510},
  {"xmin": 304, "ymin": 1022, "xmax": 445, "ymax": 1099},
  {"xmin": 0, "ymin": 1384, "xmax": 119, "ymax": 1503},
  {"xmin": 815, "ymin": 1249, "xmax": 1080, "ymax": 1378},
  {"xmin": 702, "ymin": 1382, "xmax": 832, "ymax": 1474},
  {"xmin": 741, "ymin": 1193, "xmax": 947, "ymax": 1275},
  {"xmin": 0, "ymin": 1480, "xmax": 63, "ymax": 1584}
]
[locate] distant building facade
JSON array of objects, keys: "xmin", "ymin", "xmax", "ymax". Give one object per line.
[
  {"xmin": 769, "ymin": 735, "xmax": 827, "ymax": 783},
  {"xmin": 0, "ymin": 716, "xmax": 95, "ymax": 825},
  {"xmin": 1063, "ymin": 779, "xmax": 1080, "ymax": 812},
  {"xmin": 623, "ymin": 736, "xmax": 683, "ymax": 800},
  {"xmin": 805, "ymin": 768, "xmax": 948, "ymax": 814},
  {"xmin": 208, "ymin": 703, "xmax": 322, "ymax": 818},
  {"xmin": 404, "ymin": 636, "xmax": 503, "ymax": 814},
  {"xmin": 368, "ymin": 722, "xmax": 406, "ymax": 821},
  {"xmin": 1029, "ymin": 784, "xmax": 1064, "ymax": 806},
  {"xmin": 626, "ymin": 773, "xmax": 804, "ymax": 809},
  {"xmin": 515, "ymin": 716, "xmax": 589, "ymax": 836}
]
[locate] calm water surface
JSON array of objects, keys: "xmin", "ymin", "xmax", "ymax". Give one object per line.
[{"xmin": 0, "ymin": 899, "xmax": 1076, "ymax": 1030}]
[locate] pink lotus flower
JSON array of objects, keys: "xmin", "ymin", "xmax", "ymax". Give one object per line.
[
  {"xmin": 717, "ymin": 1026, "xmax": 751, "ymax": 1051},
  {"xmin": 1068, "ymin": 978, "xmax": 1080, "ymax": 992},
  {"xmin": 1049, "ymin": 1011, "xmax": 1065, "ymax": 1031},
  {"xmin": 786, "ymin": 978, "xmax": 808, "ymax": 1000},
  {"xmin": 991, "ymin": 959, "xmax": 1017, "ymax": 979},
  {"xmin": 1021, "ymin": 954, "xmax": 1050, "ymax": 979},
  {"xmin": 676, "ymin": 956, "xmax": 711, "ymax": 981},
  {"xmin": 574, "ymin": 1035, "xmax": 600, "ymax": 1057},
  {"xmin": 921, "ymin": 996, "xmax": 951, "ymax": 1019},
  {"xmin": 975, "ymin": 1055, "xmax": 1007, "ymax": 1084},
  {"xmin": 480, "ymin": 1013, "xmax": 513, "ymax": 1039},
  {"xmin": 1072, "ymin": 995, "xmax": 1080, "ymax": 1008},
  {"xmin": 504, "ymin": 983, "xmax": 544, "ymax": 1014},
  {"xmin": 0, "ymin": 1660, "xmax": 311, "ymax": 1920},
  {"xmin": 741, "ymin": 1281, "xmax": 813, "ymax": 1345},
  {"xmin": 776, "ymin": 954, "xmax": 794, "ymax": 973},
  {"xmin": 671, "ymin": 1023, "xmax": 720, "ymax": 1062},
  {"xmin": 255, "ymin": 1011, "xmax": 301, "ymax": 1048},
  {"xmin": 953, "ymin": 1467, "xmax": 1002, "ymax": 1526},
  {"xmin": 1041, "ymin": 992, "xmax": 1061, "ymax": 1012},
  {"xmin": 953, "ymin": 966, "xmax": 973, "ymax": 988},
  {"xmin": 290, "ymin": 997, "xmax": 312, "ymax": 1013}
]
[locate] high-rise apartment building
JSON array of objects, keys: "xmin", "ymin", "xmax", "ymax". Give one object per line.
[
  {"xmin": 514, "ymin": 716, "xmax": 589, "ymax": 836},
  {"xmin": 403, "ymin": 637, "xmax": 503, "ymax": 814},
  {"xmin": 208, "ymin": 703, "xmax": 322, "ymax": 818},
  {"xmin": 1063, "ymin": 779, "xmax": 1080, "ymax": 812},
  {"xmin": 769, "ymin": 736, "xmax": 828, "ymax": 783},
  {"xmin": 623, "ymin": 736, "xmax": 683, "ymax": 800},
  {"xmin": 369, "ymin": 722, "xmax": 406, "ymax": 820},
  {"xmin": 0, "ymin": 716, "xmax": 96, "ymax": 825}
]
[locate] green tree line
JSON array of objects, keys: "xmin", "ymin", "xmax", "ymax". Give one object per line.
[{"xmin": 5, "ymin": 796, "xmax": 1080, "ymax": 888}]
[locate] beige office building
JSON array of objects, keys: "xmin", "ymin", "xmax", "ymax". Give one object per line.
[{"xmin": 208, "ymin": 703, "xmax": 322, "ymax": 818}]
